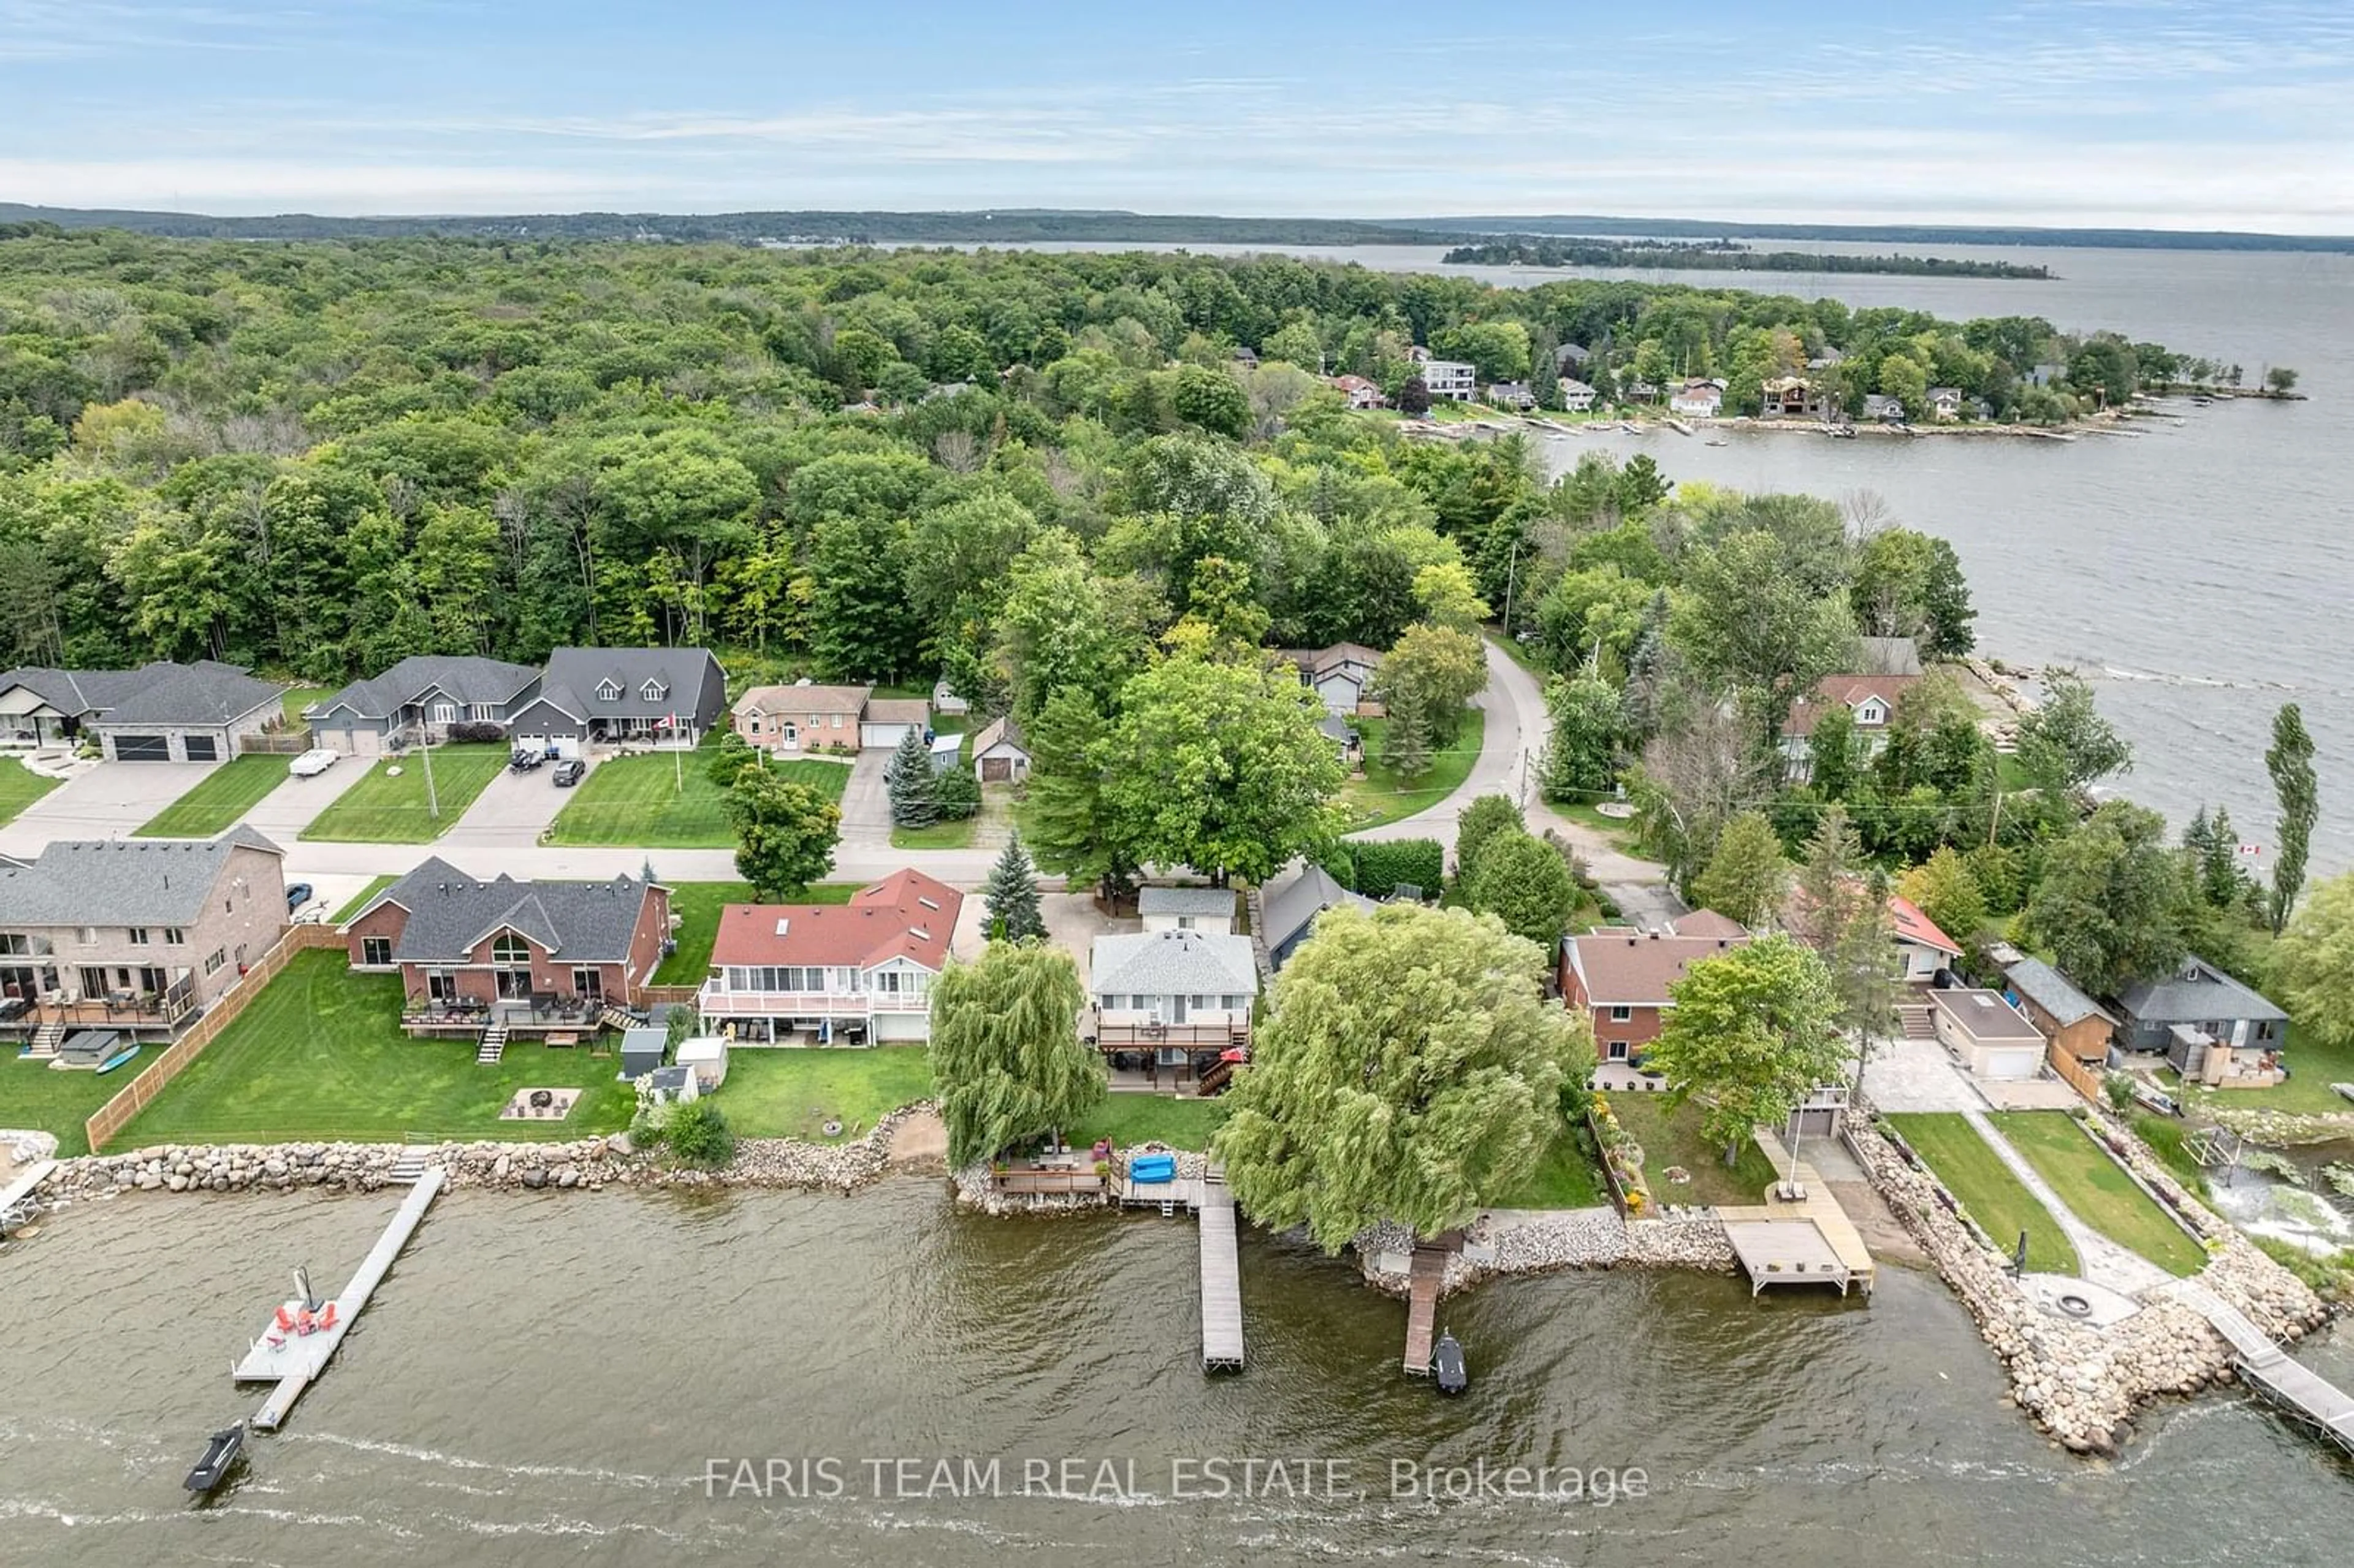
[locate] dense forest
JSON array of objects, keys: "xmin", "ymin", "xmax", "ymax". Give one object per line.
[
  {"xmin": 1419, "ymin": 215, "xmax": 2354, "ymax": 253},
  {"xmin": 0, "ymin": 230, "xmax": 2182, "ymax": 690},
  {"xmin": 1440, "ymin": 238, "xmax": 2051, "ymax": 279}
]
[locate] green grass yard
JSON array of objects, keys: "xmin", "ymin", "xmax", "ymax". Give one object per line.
[
  {"xmin": 1884, "ymin": 1113, "xmax": 2081, "ymax": 1274},
  {"xmin": 1341, "ymin": 708, "xmax": 1485, "ymax": 831},
  {"xmin": 113, "ymin": 951, "xmax": 635, "ymax": 1147},
  {"xmin": 1991, "ymin": 1111, "xmax": 2208, "ymax": 1277},
  {"xmin": 281, "ymin": 686, "xmax": 333, "ymax": 726},
  {"xmin": 300, "ymin": 744, "xmax": 508, "ymax": 843},
  {"xmin": 717, "ymin": 1046, "xmax": 934, "ymax": 1141},
  {"xmin": 134, "ymin": 755, "xmax": 291, "ymax": 837},
  {"xmin": 1067, "ymin": 1092, "xmax": 1230, "ymax": 1151},
  {"xmin": 2178, "ymin": 1022, "xmax": 2348, "ymax": 1115},
  {"xmin": 653, "ymin": 881, "xmax": 860, "ymax": 986},
  {"xmin": 1491, "ymin": 1121, "xmax": 1610, "ymax": 1209},
  {"xmin": 547, "ymin": 753, "xmax": 848, "ymax": 848},
  {"xmin": 0, "ymin": 756, "xmax": 61, "ymax": 827},
  {"xmin": 0, "ymin": 1052, "xmax": 134, "ymax": 1157},
  {"xmin": 1604, "ymin": 1091, "xmax": 1780, "ymax": 1208}
]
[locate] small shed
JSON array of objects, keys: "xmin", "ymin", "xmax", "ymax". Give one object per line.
[
  {"xmin": 619, "ymin": 1026, "xmax": 668, "ymax": 1082},
  {"xmin": 927, "ymin": 732, "xmax": 964, "ymax": 773},
  {"xmin": 972, "ymin": 715, "xmax": 1031, "ymax": 783},
  {"xmin": 677, "ymin": 1037, "xmax": 729, "ymax": 1091},
  {"xmin": 931, "ymin": 679, "xmax": 969, "ymax": 717},
  {"xmin": 643, "ymin": 1064, "xmax": 698, "ymax": 1105}
]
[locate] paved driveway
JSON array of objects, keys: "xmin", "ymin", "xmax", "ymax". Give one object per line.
[
  {"xmin": 837, "ymin": 749, "xmax": 893, "ymax": 846},
  {"xmin": 441, "ymin": 758, "xmax": 583, "ymax": 848},
  {"xmin": 244, "ymin": 753, "xmax": 378, "ymax": 842},
  {"xmin": 1861, "ymin": 1035, "xmax": 1987, "ymax": 1113},
  {"xmin": 0, "ymin": 760, "xmax": 217, "ymax": 853}
]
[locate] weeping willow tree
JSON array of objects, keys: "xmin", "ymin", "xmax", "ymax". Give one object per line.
[
  {"xmin": 1213, "ymin": 904, "xmax": 1588, "ymax": 1252},
  {"xmin": 929, "ymin": 938, "xmax": 1103, "ymax": 1168}
]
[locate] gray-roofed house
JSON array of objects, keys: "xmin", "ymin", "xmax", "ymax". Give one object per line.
[
  {"xmin": 2002, "ymin": 957, "xmax": 2116, "ymax": 1066},
  {"xmin": 972, "ymin": 715, "xmax": 1031, "ymax": 783},
  {"xmin": 0, "ymin": 826, "xmax": 288, "ymax": 1035},
  {"xmin": 1086, "ymin": 929, "xmax": 1257, "ymax": 1060},
  {"xmin": 1282, "ymin": 642, "xmax": 1384, "ymax": 717},
  {"xmin": 858, "ymin": 698, "xmax": 932, "ymax": 752},
  {"xmin": 1262, "ymin": 861, "xmax": 1374, "ymax": 970},
  {"xmin": 0, "ymin": 661, "xmax": 286, "ymax": 762},
  {"xmin": 503, "ymin": 647, "xmax": 728, "ymax": 750},
  {"xmin": 340, "ymin": 856, "xmax": 672, "ymax": 1025},
  {"xmin": 2113, "ymin": 954, "xmax": 2289, "ymax": 1087},
  {"xmin": 1138, "ymin": 885, "xmax": 1236, "ymax": 937},
  {"xmin": 303, "ymin": 655, "xmax": 545, "ymax": 755},
  {"xmin": 1319, "ymin": 713, "xmax": 1362, "ymax": 767}
]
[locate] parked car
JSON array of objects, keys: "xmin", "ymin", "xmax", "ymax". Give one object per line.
[
  {"xmin": 289, "ymin": 747, "xmax": 340, "ymax": 777},
  {"xmin": 508, "ymin": 748, "xmax": 544, "ymax": 772},
  {"xmin": 552, "ymin": 758, "xmax": 586, "ymax": 787},
  {"xmin": 286, "ymin": 882, "xmax": 314, "ymax": 911}
]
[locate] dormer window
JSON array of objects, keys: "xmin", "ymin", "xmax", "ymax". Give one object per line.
[
  {"xmin": 1856, "ymin": 700, "xmax": 1886, "ymax": 725},
  {"xmin": 641, "ymin": 679, "xmax": 668, "ymax": 702},
  {"xmin": 595, "ymin": 679, "xmax": 622, "ymax": 702}
]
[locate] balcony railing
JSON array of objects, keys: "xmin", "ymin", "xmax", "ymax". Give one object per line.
[
  {"xmin": 698, "ymin": 986, "xmax": 929, "ymax": 1016},
  {"xmin": 1086, "ymin": 1013, "xmax": 1250, "ymax": 1049}
]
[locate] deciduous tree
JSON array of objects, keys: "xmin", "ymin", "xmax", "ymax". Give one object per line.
[
  {"xmin": 1691, "ymin": 810, "xmax": 1788, "ymax": 927},
  {"xmin": 1897, "ymin": 846, "xmax": 1989, "ymax": 948},
  {"xmin": 724, "ymin": 771, "xmax": 842, "ymax": 899},
  {"xmin": 1453, "ymin": 793, "xmax": 1522, "ymax": 882},
  {"xmin": 1371, "ymin": 621, "xmax": 1487, "ymax": 747},
  {"xmin": 1645, "ymin": 933, "xmax": 1846, "ymax": 1166},
  {"xmin": 2272, "ymin": 871, "xmax": 2354, "ymax": 1054},
  {"xmin": 2023, "ymin": 801, "xmax": 2185, "ymax": 996},
  {"xmin": 930, "ymin": 940, "xmax": 1101, "ymax": 1167},
  {"xmin": 1464, "ymin": 829, "xmax": 1576, "ymax": 953}
]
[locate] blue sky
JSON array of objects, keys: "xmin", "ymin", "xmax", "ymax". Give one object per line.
[{"xmin": 4, "ymin": 1, "xmax": 2350, "ymax": 229}]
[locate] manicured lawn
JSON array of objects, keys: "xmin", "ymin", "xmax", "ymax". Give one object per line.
[
  {"xmin": 893, "ymin": 815, "xmax": 977, "ymax": 850},
  {"xmin": 717, "ymin": 1046, "xmax": 934, "ymax": 1141},
  {"xmin": 547, "ymin": 753, "xmax": 848, "ymax": 848},
  {"xmin": 0, "ymin": 1053, "xmax": 132, "ymax": 1157},
  {"xmin": 1992, "ymin": 1111, "xmax": 2208, "ymax": 1277},
  {"xmin": 299, "ymin": 744, "xmax": 508, "ymax": 843},
  {"xmin": 113, "ymin": 951, "xmax": 636, "ymax": 1148},
  {"xmin": 1885, "ymin": 1113, "xmax": 2080, "ymax": 1274},
  {"xmin": 653, "ymin": 880, "xmax": 859, "ymax": 986},
  {"xmin": 332, "ymin": 874, "xmax": 398, "ymax": 923},
  {"xmin": 2180, "ymin": 1022, "xmax": 2348, "ymax": 1114},
  {"xmin": 1341, "ymin": 708, "xmax": 1485, "ymax": 831},
  {"xmin": 281, "ymin": 686, "xmax": 334, "ymax": 726},
  {"xmin": 1604, "ymin": 1090, "xmax": 1781, "ymax": 1208},
  {"xmin": 1067, "ymin": 1093, "xmax": 1230, "ymax": 1151},
  {"xmin": 1491, "ymin": 1122, "xmax": 1610, "ymax": 1209},
  {"xmin": 0, "ymin": 756, "xmax": 61, "ymax": 827},
  {"xmin": 134, "ymin": 755, "xmax": 291, "ymax": 837}
]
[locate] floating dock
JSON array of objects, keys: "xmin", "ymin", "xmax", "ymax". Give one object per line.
[
  {"xmin": 235, "ymin": 1167, "xmax": 445, "ymax": 1430},
  {"xmin": 0, "ymin": 1158, "xmax": 58, "ymax": 1238},
  {"xmin": 2176, "ymin": 1281, "xmax": 2354, "ymax": 1455},
  {"xmin": 1401, "ymin": 1245, "xmax": 1448, "ymax": 1374},
  {"xmin": 1197, "ymin": 1170, "xmax": 1244, "ymax": 1373}
]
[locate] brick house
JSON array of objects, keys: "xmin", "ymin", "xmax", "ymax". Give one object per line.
[
  {"xmin": 340, "ymin": 856, "xmax": 671, "ymax": 1013},
  {"xmin": 1560, "ymin": 911, "xmax": 1750, "ymax": 1066}
]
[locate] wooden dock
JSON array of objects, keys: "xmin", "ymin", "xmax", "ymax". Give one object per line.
[
  {"xmin": 1197, "ymin": 1170, "xmax": 1244, "ymax": 1373},
  {"xmin": 1401, "ymin": 1245, "xmax": 1447, "ymax": 1374},
  {"xmin": 235, "ymin": 1167, "xmax": 446, "ymax": 1431},
  {"xmin": 0, "ymin": 1158, "xmax": 58, "ymax": 1238},
  {"xmin": 2176, "ymin": 1281, "xmax": 2354, "ymax": 1454}
]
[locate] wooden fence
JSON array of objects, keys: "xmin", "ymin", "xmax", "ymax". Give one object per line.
[
  {"xmin": 237, "ymin": 732, "xmax": 314, "ymax": 755},
  {"xmin": 83, "ymin": 924, "xmax": 345, "ymax": 1152},
  {"xmin": 2045, "ymin": 1038, "xmax": 2103, "ymax": 1104},
  {"xmin": 640, "ymin": 984, "xmax": 700, "ymax": 1008}
]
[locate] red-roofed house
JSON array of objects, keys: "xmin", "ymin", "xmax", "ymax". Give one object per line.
[
  {"xmin": 1560, "ymin": 911, "xmax": 1751, "ymax": 1066},
  {"xmin": 1330, "ymin": 374, "xmax": 1386, "ymax": 409},
  {"xmin": 1778, "ymin": 673, "xmax": 1923, "ymax": 780},
  {"xmin": 696, "ymin": 869, "xmax": 964, "ymax": 1043},
  {"xmin": 1887, "ymin": 894, "xmax": 1962, "ymax": 982}
]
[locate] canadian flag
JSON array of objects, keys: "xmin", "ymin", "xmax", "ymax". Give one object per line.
[
  {"xmin": 659, "ymin": 712, "xmax": 680, "ymax": 729},
  {"xmin": 2238, "ymin": 843, "xmax": 2263, "ymax": 857}
]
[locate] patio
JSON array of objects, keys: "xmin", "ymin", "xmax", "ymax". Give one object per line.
[{"xmin": 400, "ymin": 992, "xmax": 617, "ymax": 1037}]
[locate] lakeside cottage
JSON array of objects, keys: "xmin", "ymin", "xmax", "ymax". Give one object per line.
[
  {"xmin": 2112, "ymin": 954, "xmax": 2289, "ymax": 1087},
  {"xmin": 1329, "ymin": 373, "xmax": 1386, "ymax": 409},
  {"xmin": 1084, "ymin": 928, "xmax": 1256, "ymax": 1074},
  {"xmin": 1669, "ymin": 382, "xmax": 1723, "ymax": 418},
  {"xmin": 2002, "ymin": 957, "xmax": 2117, "ymax": 1070},
  {"xmin": 0, "ymin": 661, "xmax": 285, "ymax": 763},
  {"xmin": 1779, "ymin": 672, "xmax": 1923, "ymax": 780},
  {"xmin": 1558, "ymin": 377, "xmax": 1598, "ymax": 411},
  {"xmin": 1560, "ymin": 911, "xmax": 1751, "ymax": 1067},
  {"xmin": 698, "ymin": 869, "xmax": 962, "ymax": 1045}
]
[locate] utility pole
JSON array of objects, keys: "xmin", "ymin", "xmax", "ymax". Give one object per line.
[
  {"xmin": 1501, "ymin": 536, "xmax": 1522, "ymax": 640},
  {"xmin": 421, "ymin": 735, "xmax": 439, "ymax": 820}
]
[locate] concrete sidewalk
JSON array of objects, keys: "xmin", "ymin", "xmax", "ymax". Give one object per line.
[{"xmin": 1960, "ymin": 1108, "xmax": 2171, "ymax": 1296}]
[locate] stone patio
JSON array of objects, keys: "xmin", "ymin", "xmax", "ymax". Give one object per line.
[{"xmin": 498, "ymin": 1087, "xmax": 581, "ymax": 1121}]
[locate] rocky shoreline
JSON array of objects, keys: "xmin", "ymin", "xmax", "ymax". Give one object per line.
[{"xmin": 1356, "ymin": 1208, "xmax": 1739, "ymax": 1296}]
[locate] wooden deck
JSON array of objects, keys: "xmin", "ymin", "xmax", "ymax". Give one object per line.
[
  {"xmin": 1402, "ymin": 1245, "xmax": 1447, "ymax": 1374},
  {"xmin": 1198, "ymin": 1170, "xmax": 1244, "ymax": 1373}
]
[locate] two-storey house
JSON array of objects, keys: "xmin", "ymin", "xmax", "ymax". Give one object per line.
[
  {"xmin": 1085, "ymin": 928, "xmax": 1257, "ymax": 1059},
  {"xmin": 1779, "ymin": 672, "xmax": 1923, "ymax": 781},
  {"xmin": 1561, "ymin": 911, "xmax": 1750, "ymax": 1068},
  {"xmin": 698, "ymin": 869, "xmax": 962, "ymax": 1044},
  {"xmin": 0, "ymin": 826, "xmax": 288, "ymax": 1037}
]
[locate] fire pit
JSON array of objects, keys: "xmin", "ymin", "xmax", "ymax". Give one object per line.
[
  {"xmin": 2057, "ymin": 1293, "xmax": 2094, "ymax": 1319},
  {"xmin": 529, "ymin": 1089, "xmax": 554, "ymax": 1110}
]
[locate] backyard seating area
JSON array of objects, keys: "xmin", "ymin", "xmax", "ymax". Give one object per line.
[{"xmin": 400, "ymin": 992, "xmax": 614, "ymax": 1036}]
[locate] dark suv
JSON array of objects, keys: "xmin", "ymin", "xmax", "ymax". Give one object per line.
[{"xmin": 552, "ymin": 758, "xmax": 586, "ymax": 787}]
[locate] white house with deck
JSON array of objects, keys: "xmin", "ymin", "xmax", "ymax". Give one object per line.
[
  {"xmin": 1085, "ymin": 929, "xmax": 1256, "ymax": 1050},
  {"xmin": 697, "ymin": 869, "xmax": 962, "ymax": 1044}
]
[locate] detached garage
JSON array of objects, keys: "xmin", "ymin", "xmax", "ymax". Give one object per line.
[
  {"xmin": 1931, "ymin": 989, "xmax": 2048, "ymax": 1081},
  {"xmin": 858, "ymin": 698, "xmax": 932, "ymax": 751}
]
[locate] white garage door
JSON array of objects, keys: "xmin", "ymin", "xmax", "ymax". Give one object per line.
[{"xmin": 861, "ymin": 723, "xmax": 912, "ymax": 750}]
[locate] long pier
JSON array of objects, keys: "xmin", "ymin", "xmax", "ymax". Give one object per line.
[
  {"xmin": 2175, "ymin": 1281, "xmax": 2354, "ymax": 1455},
  {"xmin": 1197, "ymin": 1170, "xmax": 1244, "ymax": 1372},
  {"xmin": 1401, "ymin": 1246, "xmax": 1447, "ymax": 1374},
  {"xmin": 0, "ymin": 1159, "xmax": 59, "ymax": 1238},
  {"xmin": 234, "ymin": 1167, "xmax": 446, "ymax": 1430}
]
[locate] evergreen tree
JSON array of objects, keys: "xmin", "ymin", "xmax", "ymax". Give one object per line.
[
  {"xmin": 983, "ymin": 832, "xmax": 1045, "ymax": 942},
  {"xmin": 886, "ymin": 726, "xmax": 939, "ymax": 828},
  {"xmin": 1381, "ymin": 703, "xmax": 1433, "ymax": 780},
  {"xmin": 1794, "ymin": 805, "xmax": 1895, "ymax": 1081},
  {"xmin": 2266, "ymin": 703, "xmax": 2317, "ymax": 934},
  {"xmin": 1691, "ymin": 809, "xmax": 1789, "ymax": 927}
]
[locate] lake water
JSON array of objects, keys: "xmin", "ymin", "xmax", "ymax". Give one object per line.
[
  {"xmin": 7, "ymin": 1183, "xmax": 2354, "ymax": 1566},
  {"xmin": 1026, "ymin": 240, "xmax": 2353, "ymax": 872}
]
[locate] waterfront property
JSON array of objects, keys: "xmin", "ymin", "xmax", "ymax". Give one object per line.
[
  {"xmin": 503, "ymin": 647, "xmax": 728, "ymax": 750},
  {"xmin": 1330, "ymin": 373, "xmax": 1386, "ymax": 409},
  {"xmin": 2112, "ymin": 954, "xmax": 2288, "ymax": 1087},
  {"xmin": 340, "ymin": 857, "xmax": 672, "ymax": 1026},
  {"xmin": 303, "ymin": 655, "xmax": 544, "ymax": 755},
  {"xmin": 1988, "ymin": 1112, "xmax": 2208, "ymax": 1277},
  {"xmin": 1084, "ymin": 929, "xmax": 1256, "ymax": 1090},
  {"xmin": 0, "ymin": 826, "xmax": 287, "ymax": 1040},
  {"xmin": 1669, "ymin": 381, "xmax": 1723, "ymax": 418},
  {"xmin": 1883, "ymin": 1113, "xmax": 2080, "ymax": 1274},
  {"xmin": 698, "ymin": 869, "xmax": 962, "ymax": 1044},
  {"xmin": 1261, "ymin": 861, "xmax": 1374, "ymax": 971},
  {"xmin": 1418, "ymin": 358, "xmax": 1476, "ymax": 401},
  {"xmin": 0, "ymin": 660, "xmax": 286, "ymax": 762},
  {"xmin": 1930, "ymin": 989, "xmax": 2047, "ymax": 1081},
  {"xmin": 1778, "ymin": 672, "xmax": 1924, "ymax": 781},
  {"xmin": 1561, "ymin": 912, "xmax": 1750, "ymax": 1067},
  {"xmin": 2003, "ymin": 957, "xmax": 2117, "ymax": 1068}
]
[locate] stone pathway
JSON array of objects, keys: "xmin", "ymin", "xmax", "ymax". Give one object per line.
[{"xmin": 1960, "ymin": 1109, "xmax": 2171, "ymax": 1296}]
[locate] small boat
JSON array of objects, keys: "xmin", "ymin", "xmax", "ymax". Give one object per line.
[
  {"xmin": 1432, "ymin": 1331, "xmax": 1468, "ymax": 1395},
  {"xmin": 185, "ymin": 1421, "xmax": 246, "ymax": 1493},
  {"xmin": 96, "ymin": 1043, "xmax": 143, "ymax": 1074},
  {"xmin": 1705, "ymin": 437, "xmax": 1728, "ymax": 447},
  {"xmin": 2331, "ymin": 1083, "xmax": 2354, "ymax": 1106}
]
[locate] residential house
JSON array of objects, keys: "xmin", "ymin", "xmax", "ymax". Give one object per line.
[
  {"xmin": 1930, "ymin": 989, "xmax": 2046, "ymax": 1081},
  {"xmin": 735, "ymin": 682, "xmax": 870, "ymax": 753},
  {"xmin": 926, "ymin": 733, "xmax": 963, "ymax": 773},
  {"xmin": 1283, "ymin": 642, "xmax": 1384, "ymax": 716},
  {"xmin": 2002, "ymin": 957, "xmax": 2117, "ymax": 1067},
  {"xmin": 305, "ymin": 655, "xmax": 544, "ymax": 755},
  {"xmin": 0, "ymin": 661, "xmax": 286, "ymax": 763},
  {"xmin": 2112, "ymin": 954, "xmax": 2288, "ymax": 1087},
  {"xmin": 1669, "ymin": 382, "xmax": 1723, "ymax": 418},
  {"xmin": 1560, "ymin": 913, "xmax": 1751, "ymax": 1067},
  {"xmin": 1554, "ymin": 343, "xmax": 1591, "ymax": 372},
  {"xmin": 931, "ymin": 679, "xmax": 969, "ymax": 717},
  {"xmin": 972, "ymin": 715, "xmax": 1031, "ymax": 783},
  {"xmin": 697, "ymin": 869, "xmax": 962, "ymax": 1045},
  {"xmin": 341, "ymin": 856, "xmax": 672, "ymax": 1021},
  {"xmin": 1806, "ymin": 347, "xmax": 1846, "ymax": 371},
  {"xmin": 1262, "ymin": 861, "xmax": 1374, "ymax": 970},
  {"xmin": 1138, "ymin": 885, "xmax": 1235, "ymax": 936},
  {"xmin": 1230, "ymin": 346, "xmax": 1259, "ymax": 368},
  {"xmin": 1419, "ymin": 359, "xmax": 1477, "ymax": 402},
  {"xmin": 0, "ymin": 827, "xmax": 288, "ymax": 1035},
  {"xmin": 1862, "ymin": 394, "xmax": 1907, "ymax": 423},
  {"xmin": 1623, "ymin": 378, "xmax": 1662, "ymax": 401},
  {"xmin": 505, "ymin": 647, "xmax": 728, "ymax": 751},
  {"xmin": 1759, "ymin": 375, "xmax": 1820, "ymax": 417},
  {"xmin": 858, "ymin": 698, "xmax": 931, "ymax": 752},
  {"xmin": 1485, "ymin": 381, "xmax": 1536, "ymax": 409},
  {"xmin": 1887, "ymin": 895, "xmax": 1962, "ymax": 981},
  {"xmin": 1085, "ymin": 929, "xmax": 1257, "ymax": 1079},
  {"xmin": 1779, "ymin": 672, "xmax": 1924, "ymax": 780},
  {"xmin": 1319, "ymin": 714, "xmax": 1362, "ymax": 767},
  {"xmin": 1558, "ymin": 378, "xmax": 1598, "ymax": 412},
  {"xmin": 1927, "ymin": 386, "xmax": 1965, "ymax": 421},
  {"xmin": 1330, "ymin": 374, "xmax": 1386, "ymax": 410}
]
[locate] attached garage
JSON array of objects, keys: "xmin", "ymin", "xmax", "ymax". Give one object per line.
[
  {"xmin": 858, "ymin": 698, "xmax": 932, "ymax": 752},
  {"xmin": 112, "ymin": 734, "xmax": 171, "ymax": 761},
  {"xmin": 183, "ymin": 735, "xmax": 219, "ymax": 761}
]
